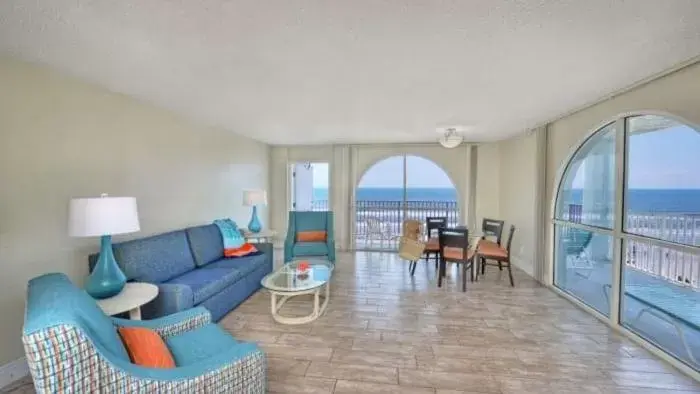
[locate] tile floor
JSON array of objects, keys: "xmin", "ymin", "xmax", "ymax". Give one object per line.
[{"xmin": 4, "ymin": 252, "xmax": 700, "ymax": 393}]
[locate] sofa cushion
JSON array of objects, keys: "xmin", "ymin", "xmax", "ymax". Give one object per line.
[
  {"xmin": 165, "ymin": 267, "xmax": 244, "ymax": 304},
  {"xmin": 293, "ymin": 241, "xmax": 329, "ymax": 257},
  {"xmin": 112, "ymin": 230, "xmax": 196, "ymax": 283},
  {"xmin": 202, "ymin": 253, "xmax": 268, "ymax": 277},
  {"xmin": 166, "ymin": 324, "xmax": 239, "ymax": 366},
  {"xmin": 186, "ymin": 224, "xmax": 224, "ymax": 267}
]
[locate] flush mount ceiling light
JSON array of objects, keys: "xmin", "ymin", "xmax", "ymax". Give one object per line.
[{"xmin": 436, "ymin": 126, "xmax": 467, "ymax": 148}]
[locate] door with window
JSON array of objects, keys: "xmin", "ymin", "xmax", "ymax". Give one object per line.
[{"xmin": 289, "ymin": 162, "xmax": 329, "ymax": 211}]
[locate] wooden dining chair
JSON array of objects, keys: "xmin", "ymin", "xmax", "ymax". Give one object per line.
[
  {"xmin": 482, "ymin": 218, "xmax": 505, "ymax": 245},
  {"xmin": 424, "ymin": 217, "xmax": 447, "ymax": 268},
  {"xmin": 478, "ymin": 225, "xmax": 516, "ymax": 286},
  {"xmin": 437, "ymin": 227, "xmax": 475, "ymax": 292}
]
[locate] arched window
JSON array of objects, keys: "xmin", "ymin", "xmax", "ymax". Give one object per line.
[
  {"xmin": 553, "ymin": 114, "xmax": 700, "ymax": 370},
  {"xmin": 355, "ymin": 155, "xmax": 459, "ymax": 250}
]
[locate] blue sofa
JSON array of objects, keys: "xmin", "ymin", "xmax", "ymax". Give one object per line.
[{"xmin": 89, "ymin": 223, "xmax": 273, "ymax": 321}]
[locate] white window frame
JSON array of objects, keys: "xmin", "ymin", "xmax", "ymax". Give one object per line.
[{"xmin": 549, "ymin": 111, "xmax": 700, "ymax": 380}]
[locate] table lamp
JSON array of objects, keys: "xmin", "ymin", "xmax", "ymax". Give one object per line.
[
  {"xmin": 69, "ymin": 194, "xmax": 140, "ymax": 299},
  {"xmin": 243, "ymin": 190, "xmax": 267, "ymax": 233}
]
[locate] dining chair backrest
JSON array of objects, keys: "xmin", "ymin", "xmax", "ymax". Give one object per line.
[
  {"xmin": 505, "ymin": 225, "xmax": 516, "ymax": 253},
  {"xmin": 438, "ymin": 227, "xmax": 470, "ymax": 261},
  {"xmin": 482, "ymin": 218, "xmax": 505, "ymax": 245},
  {"xmin": 426, "ymin": 217, "xmax": 447, "ymax": 238}
]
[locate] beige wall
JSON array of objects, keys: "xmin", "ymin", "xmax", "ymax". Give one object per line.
[
  {"xmin": 496, "ymin": 132, "xmax": 538, "ymax": 276},
  {"xmin": 475, "ymin": 143, "xmax": 501, "ymax": 229},
  {"xmin": 0, "ymin": 57, "xmax": 270, "ymax": 365}
]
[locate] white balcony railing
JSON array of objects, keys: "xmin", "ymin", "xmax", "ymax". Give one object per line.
[{"xmin": 566, "ymin": 204, "xmax": 700, "ymax": 289}]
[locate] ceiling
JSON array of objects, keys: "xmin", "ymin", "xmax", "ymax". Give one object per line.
[{"xmin": 1, "ymin": 1, "xmax": 700, "ymax": 145}]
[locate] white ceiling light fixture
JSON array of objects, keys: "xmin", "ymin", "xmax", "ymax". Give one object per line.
[{"xmin": 437, "ymin": 126, "xmax": 466, "ymax": 148}]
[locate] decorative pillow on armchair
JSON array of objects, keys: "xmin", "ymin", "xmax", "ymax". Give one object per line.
[{"xmin": 297, "ymin": 231, "xmax": 327, "ymax": 242}]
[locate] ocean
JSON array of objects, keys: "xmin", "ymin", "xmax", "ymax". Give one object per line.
[{"xmin": 313, "ymin": 187, "xmax": 700, "ymax": 213}]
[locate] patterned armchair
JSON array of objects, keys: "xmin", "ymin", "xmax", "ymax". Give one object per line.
[
  {"xmin": 284, "ymin": 211, "xmax": 336, "ymax": 263},
  {"xmin": 22, "ymin": 273, "xmax": 266, "ymax": 393}
]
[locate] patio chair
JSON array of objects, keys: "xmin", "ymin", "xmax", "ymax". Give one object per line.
[
  {"xmin": 364, "ymin": 216, "xmax": 393, "ymax": 249},
  {"xmin": 562, "ymin": 227, "xmax": 594, "ymax": 278}
]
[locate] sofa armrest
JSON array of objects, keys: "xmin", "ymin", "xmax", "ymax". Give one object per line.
[
  {"xmin": 112, "ymin": 307, "xmax": 211, "ymax": 338},
  {"xmin": 255, "ymin": 242, "xmax": 274, "ymax": 271},
  {"xmin": 141, "ymin": 283, "xmax": 194, "ymax": 319}
]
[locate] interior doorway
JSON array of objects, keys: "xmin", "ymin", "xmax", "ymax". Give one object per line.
[{"xmin": 289, "ymin": 162, "xmax": 329, "ymax": 211}]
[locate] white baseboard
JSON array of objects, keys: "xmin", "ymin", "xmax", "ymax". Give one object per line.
[{"xmin": 0, "ymin": 357, "xmax": 29, "ymax": 389}]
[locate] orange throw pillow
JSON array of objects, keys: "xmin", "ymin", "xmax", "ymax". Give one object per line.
[
  {"xmin": 224, "ymin": 242, "xmax": 258, "ymax": 257},
  {"xmin": 118, "ymin": 327, "xmax": 175, "ymax": 368},
  {"xmin": 297, "ymin": 231, "xmax": 327, "ymax": 242}
]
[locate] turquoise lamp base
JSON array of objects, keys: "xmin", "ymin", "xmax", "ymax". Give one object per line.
[
  {"xmin": 85, "ymin": 235, "xmax": 127, "ymax": 299},
  {"xmin": 248, "ymin": 205, "xmax": 262, "ymax": 233}
]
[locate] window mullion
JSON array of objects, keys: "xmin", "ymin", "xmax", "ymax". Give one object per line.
[{"xmin": 610, "ymin": 118, "xmax": 627, "ymax": 325}]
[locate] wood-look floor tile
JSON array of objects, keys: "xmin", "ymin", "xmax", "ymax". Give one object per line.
[
  {"xmin": 305, "ymin": 361, "xmax": 398, "ymax": 384},
  {"xmin": 331, "ymin": 348, "xmax": 418, "ymax": 369},
  {"xmin": 398, "ymin": 369, "xmax": 501, "ymax": 392},
  {"xmin": 260, "ymin": 343, "xmax": 333, "ymax": 361},
  {"xmin": 332, "ymin": 380, "xmax": 435, "ymax": 394},
  {"xmin": 267, "ymin": 357, "xmax": 310, "ymax": 378},
  {"xmin": 351, "ymin": 339, "xmax": 433, "ymax": 356},
  {"xmin": 277, "ymin": 332, "xmax": 353, "ymax": 348},
  {"xmin": 267, "ymin": 375, "xmax": 336, "ymax": 394}
]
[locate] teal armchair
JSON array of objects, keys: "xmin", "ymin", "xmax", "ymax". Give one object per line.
[
  {"xmin": 284, "ymin": 211, "xmax": 336, "ymax": 263},
  {"xmin": 22, "ymin": 273, "xmax": 266, "ymax": 393}
]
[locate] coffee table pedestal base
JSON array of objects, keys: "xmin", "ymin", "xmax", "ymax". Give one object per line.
[{"xmin": 269, "ymin": 283, "xmax": 330, "ymax": 325}]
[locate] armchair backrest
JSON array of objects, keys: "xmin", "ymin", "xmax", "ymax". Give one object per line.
[
  {"xmin": 23, "ymin": 273, "xmax": 129, "ymax": 361},
  {"xmin": 289, "ymin": 211, "xmax": 333, "ymax": 233}
]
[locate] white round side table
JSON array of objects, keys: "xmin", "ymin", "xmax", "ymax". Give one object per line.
[{"xmin": 95, "ymin": 283, "xmax": 158, "ymax": 320}]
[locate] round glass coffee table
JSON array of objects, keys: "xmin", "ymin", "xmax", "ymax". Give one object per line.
[{"xmin": 261, "ymin": 259, "xmax": 334, "ymax": 325}]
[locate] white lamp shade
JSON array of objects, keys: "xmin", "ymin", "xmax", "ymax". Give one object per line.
[
  {"xmin": 69, "ymin": 196, "xmax": 140, "ymax": 237},
  {"xmin": 243, "ymin": 190, "xmax": 267, "ymax": 206}
]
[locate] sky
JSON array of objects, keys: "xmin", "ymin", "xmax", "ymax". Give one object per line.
[
  {"xmin": 571, "ymin": 124, "xmax": 700, "ymax": 189},
  {"xmin": 358, "ymin": 155, "xmax": 454, "ymax": 188}
]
